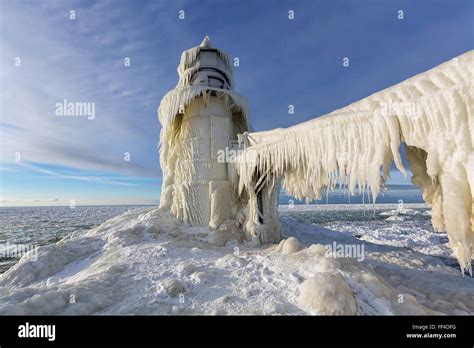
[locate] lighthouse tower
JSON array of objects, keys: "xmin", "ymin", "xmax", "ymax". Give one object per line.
[{"xmin": 158, "ymin": 37, "xmax": 250, "ymax": 228}]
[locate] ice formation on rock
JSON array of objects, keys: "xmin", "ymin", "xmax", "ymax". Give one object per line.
[{"xmin": 236, "ymin": 51, "xmax": 473, "ymax": 274}]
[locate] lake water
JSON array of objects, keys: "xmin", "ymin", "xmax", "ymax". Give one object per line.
[{"xmin": 0, "ymin": 185, "xmax": 424, "ymax": 273}]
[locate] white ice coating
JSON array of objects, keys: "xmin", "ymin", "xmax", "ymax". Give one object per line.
[
  {"xmin": 176, "ymin": 36, "xmax": 234, "ymax": 89},
  {"xmin": 158, "ymin": 37, "xmax": 250, "ymax": 226},
  {"xmin": 237, "ymin": 50, "xmax": 473, "ymax": 274},
  {"xmin": 158, "ymin": 86, "xmax": 249, "ymax": 128}
]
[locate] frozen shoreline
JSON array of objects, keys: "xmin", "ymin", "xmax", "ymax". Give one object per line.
[{"xmin": 0, "ymin": 206, "xmax": 472, "ymax": 315}]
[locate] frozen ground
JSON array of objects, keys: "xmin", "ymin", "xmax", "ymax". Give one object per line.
[{"xmin": 0, "ymin": 204, "xmax": 472, "ymax": 315}]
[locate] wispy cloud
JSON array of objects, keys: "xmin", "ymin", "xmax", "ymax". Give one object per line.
[
  {"xmin": 16, "ymin": 161, "xmax": 139, "ymax": 186},
  {"xmin": 0, "ymin": 0, "xmax": 187, "ymax": 178}
]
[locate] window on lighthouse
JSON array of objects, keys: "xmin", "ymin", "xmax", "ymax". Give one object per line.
[{"xmin": 208, "ymin": 76, "xmax": 224, "ymax": 89}]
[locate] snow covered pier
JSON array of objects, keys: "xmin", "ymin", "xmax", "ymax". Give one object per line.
[{"xmin": 237, "ymin": 51, "xmax": 473, "ymax": 274}]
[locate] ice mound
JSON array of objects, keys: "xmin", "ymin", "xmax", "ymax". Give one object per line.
[
  {"xmin": 162, "ymin": 279, "xmax": 187, "ymax": 297},
  {"xmin": 300, "ymin": 273, "xmax": 357, "ymax": 315},
  {"xmin": 380, "ymin": 209, "xmax": 421, "ymax": 217},
  {"xmin": 385, "ymin": 215, "xmax": 406, "ymax": 221},
  {"xmin": 280, "ymin": 237, "xmax": 303, "ymax": 254}
]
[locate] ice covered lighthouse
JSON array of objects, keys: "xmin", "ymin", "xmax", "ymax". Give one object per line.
[
  {"xmin": 157, "ymin": 36, "xmax": 274, "ymax": 239},
  {"xmin": 159, "ymin": 38, "xmax": 473, "ymax": 272}
]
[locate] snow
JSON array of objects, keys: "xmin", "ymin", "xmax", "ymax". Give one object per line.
[
  {"xmin": 237, "ymin": 50, "xmax": 473, "ymax": 274},
  {"xmin": 0, "ymin": 205, "xmax": 472, "ymax": 315}
]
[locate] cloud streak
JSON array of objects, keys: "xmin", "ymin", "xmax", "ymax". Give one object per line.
[
  {"xmin": 0, "ymin": 0, "xmax": 187, "ymax": 178},
  {"xmin": 16, "ymin": 161, "xmax": 140, "ymax": 186}
]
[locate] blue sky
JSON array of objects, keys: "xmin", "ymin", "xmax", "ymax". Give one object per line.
[{"xmin": 1, "ymin": 0, "xmax": 473, "ymax": 206}]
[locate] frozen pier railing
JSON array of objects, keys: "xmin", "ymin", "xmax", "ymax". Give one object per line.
[{"xmin": 237, "ymin": 51, "xmax": 473, "ymax": 274}]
